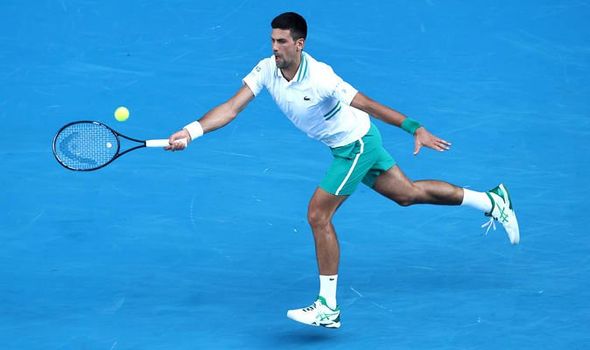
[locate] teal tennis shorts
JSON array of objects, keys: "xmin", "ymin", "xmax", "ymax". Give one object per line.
[{"xmin": 319, "ymin": 123, "xmax": 396, "ymax": 196}]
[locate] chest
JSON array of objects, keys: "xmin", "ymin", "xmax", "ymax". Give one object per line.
[{"xmin": 267, "ymin": 79, "xmax": 329, "ymax": 117}]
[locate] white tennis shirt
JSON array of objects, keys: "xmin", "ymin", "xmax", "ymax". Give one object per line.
[{"xmin": 243, "ymin": 52, "xmax": 370, "ymax": 148}]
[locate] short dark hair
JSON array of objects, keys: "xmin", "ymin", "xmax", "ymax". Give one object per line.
[{"xmin": 271, "ymin": 12, "xmax": 307, "ymax": 40}]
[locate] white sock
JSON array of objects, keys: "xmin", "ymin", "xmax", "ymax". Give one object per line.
[
  {"xmin": 461, "ymin": 188, "xmax": 492, "ymax": 213},
  {"xmin": 319, "ymin": 275, "xmax": 338, "ymax": 309}
]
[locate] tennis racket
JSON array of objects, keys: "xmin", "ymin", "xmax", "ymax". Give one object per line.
[{"xmin": 52, "ymin": 120, "xmax": 184, "ymax": 171}]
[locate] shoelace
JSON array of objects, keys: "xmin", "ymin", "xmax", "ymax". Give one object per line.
[
  {"xmin": 481, "ymin": 217, "xmax": 497, "ymax": 235},
  {"xmin": 303, "ymin": 302, "xmax": 318, "ymax": 312}
]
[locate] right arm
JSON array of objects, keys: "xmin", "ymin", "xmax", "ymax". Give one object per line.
[{"xmin": 166, "ymin": 84, "xmax": 255, "ymax": 151}]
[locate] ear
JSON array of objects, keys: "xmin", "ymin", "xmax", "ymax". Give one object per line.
[{"xmin": 296, "ymin": 38, "xmax": 305, "ymax": 51}]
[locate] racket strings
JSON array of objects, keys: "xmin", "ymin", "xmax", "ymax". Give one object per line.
[{"xmin": 54, "ymin": 122, "xmax": 118, "ymax": 170}]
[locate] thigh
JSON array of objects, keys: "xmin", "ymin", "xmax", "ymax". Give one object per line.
[
  {"xmin": 308, "ymin": 187, "xmax": 349, "ymax": 220},
  {"xmin": 371, "ymin": 165, "xmax": 416, "ymax": 201}
]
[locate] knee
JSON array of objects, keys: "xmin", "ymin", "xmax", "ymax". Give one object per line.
[
  {"xmin": 393, "ymin": 184, "xmax": 423, "ymax": 207},
  {"xmin": 307, "ymin": 208, "xmax": 332, "ymax": 230},
  {"xmin": 395, "ymin": 197, "xmax": 414, "ymax": 207}
]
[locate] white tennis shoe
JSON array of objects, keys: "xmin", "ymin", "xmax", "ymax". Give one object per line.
[
  {"xmin": 482, "ymin": 183, "xmax": 520, "ymax": 244},
  {"xmin": 287, "ymin": 296, "xmax": 341, "ymax": 329}
]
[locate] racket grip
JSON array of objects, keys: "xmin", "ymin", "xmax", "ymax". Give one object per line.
[{"xmin": 145, "ymin": 138, "xmax": 187, "ymax": 148}]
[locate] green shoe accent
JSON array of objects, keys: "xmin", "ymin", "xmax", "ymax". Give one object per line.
[
  {"xmin": 489, "ymin": 185, "xmax": 504, "ymax": 198},
  {"xmin": 317, "ymin": 296, "xmax": 339, "ymax": 311},
  {"xmin": 486, "ymin": 184, "xmax": 511, "ymax": 223},
  {"xmin": 485, "ymin": 191, "xmax": 495, "ymax": 216},
  {"xmin": 317, "ymin": 295, "xmax": 328, "ymax": 305},
  {"xmin": 490, "ymin": 184, "xmax": 514, "ymax": 210}
]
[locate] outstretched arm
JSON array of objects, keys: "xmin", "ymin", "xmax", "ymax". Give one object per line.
[
  {"xmin": 166, "ymin": 84, "xmax": 255, "ymax": 151},
  {"xmin": 350, "ymin": 92, "xmax": 451, "ymax": 155}
]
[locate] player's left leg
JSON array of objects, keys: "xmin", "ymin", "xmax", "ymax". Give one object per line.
[
  {"xmin": 370, "ymin": 165, "xmax": 519, "ymax": 244},
  {"xmin": 371, "ymin": 165, "xmax": 463, "ymax": 206}
]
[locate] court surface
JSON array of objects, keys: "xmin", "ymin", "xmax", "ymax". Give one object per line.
[{"xmin": 1, "ymin": 1, "xmax": 589, "ymax": 349}]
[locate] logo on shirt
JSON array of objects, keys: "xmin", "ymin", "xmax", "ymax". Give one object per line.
[
  {"xmin": 303, "ymin": 96, "xmax": 311, "ymax": 101},
  {"xmin": 255, "ymin": 66, "xmax": 262, "ymax": 72}
]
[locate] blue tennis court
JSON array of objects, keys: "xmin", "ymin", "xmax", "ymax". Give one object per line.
[{"xmin": 1, "ymin": 1, "xmax": 589, "ymax": 349}]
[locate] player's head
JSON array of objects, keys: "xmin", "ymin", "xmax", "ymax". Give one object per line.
[
  {"xmin": 271, "ymin": 12, "xmax": 307, "ymax": 41},
  {"xmin": 271, "ymin": 12, "xmax": 307, "ymax": 69}
]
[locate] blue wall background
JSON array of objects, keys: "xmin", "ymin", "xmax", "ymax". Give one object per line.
[{"xmin": 1, "ymin": 1, "xmax": 589, "ymax": 349}]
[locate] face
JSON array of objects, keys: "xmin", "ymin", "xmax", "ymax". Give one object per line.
[{"xmin": 271, "ymin": 28, "xmax": 304, "ymax": 69}]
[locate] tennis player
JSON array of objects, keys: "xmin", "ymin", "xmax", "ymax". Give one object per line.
[{"xmin": 166, "ymin": 12, "xmax": 520, "ymax": 329}]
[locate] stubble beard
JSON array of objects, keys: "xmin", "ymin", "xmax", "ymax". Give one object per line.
[{"xmin": 276, "ymin": 57, "xmax": 287, "ymax": 69}]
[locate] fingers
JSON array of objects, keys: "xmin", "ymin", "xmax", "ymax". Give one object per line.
[
  {"xmin": 439, "ymin": 138, "xmax": 452, "ymax": 148},
  {"xmin": 433, "ymin": 138, "xmax": 452, "ymax": 152},
  {"xmin": 422, "ymin": 132, "xmax": 451, "ymax": 152},
  {"xmin": 165, "ymin": 131, "xmax": 190, "ymax": 151},
  {"xmin": 165, "ymin": 140, "xmax": 187, "ymax": 151},
  {"xmin": 414, "ymin": 134, "xmax": 452, "ymax": 155},
  {"xmin": 429, "ymin": 142, "xmax": 449, "ymax": 152}
]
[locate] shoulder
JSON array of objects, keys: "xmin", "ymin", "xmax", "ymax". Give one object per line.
[
  {"xmin": 254, "ymin": 55, "xmax": 276, "ymax": 74},
  {"xmin": 305, "ymin": 53, "xmax": 337, "ymax": 79},
  {"xmin": 305, "ymin": 53, "xmax": 341, "ymax": 92},
  {"xmin": 245, "ymin": 55, "xmax": 276, "ymax": 88}
]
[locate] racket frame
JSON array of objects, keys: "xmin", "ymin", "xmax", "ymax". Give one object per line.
[{"xmin": 52, "ymin": 120, "xmax": 155, "ymax": 171}]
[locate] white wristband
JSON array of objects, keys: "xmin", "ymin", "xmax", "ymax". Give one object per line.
[{"xmin": 183, "ymin": 121, "xmax": 204, "ymax": 141}]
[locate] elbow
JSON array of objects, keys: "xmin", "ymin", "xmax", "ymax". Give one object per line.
[
  {"xmin": 221, "ymin": 103, "xmax": 239, "ymax": 123},
  {"xmin": 226, "ymin": 100, "xmax": 243, "ymax": 121},
  {"xmin": 227, "ymin": 107, "xmax": 239, "ymax": 122}
]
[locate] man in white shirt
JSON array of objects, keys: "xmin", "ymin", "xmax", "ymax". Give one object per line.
[{"xmin": 166, "ymin": 12, "xmax": 519, "ymax": 329}]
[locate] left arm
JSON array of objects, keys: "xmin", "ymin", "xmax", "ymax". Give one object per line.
[{"xmin": 350, "ymin": 92, "xmax": 451, "ymax": 155}]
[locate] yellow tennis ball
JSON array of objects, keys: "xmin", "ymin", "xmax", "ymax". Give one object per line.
[{"xmin": 114, "ymin": 106, "xmax": 130, "ymax": 122}]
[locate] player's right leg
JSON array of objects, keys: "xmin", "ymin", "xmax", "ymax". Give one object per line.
[
  {"xmin": 287, "ymin": 188, "xmax": 346, "ymax": 329},
  {"xmin": 287, "ymin": 296, "xmax": 341, "ymax": 329},
  {"xmin": 307, "ymin": 187, "xmax": 348, "ymax": 276}
]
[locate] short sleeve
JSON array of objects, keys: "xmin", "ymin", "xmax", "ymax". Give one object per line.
[
  {"xmin": 316, "ymin": 64, "xmax": 358, "ymax": 105},
  {"xmin": 242, "ymin": 58, "xmax": 271, "ymax": 96}
]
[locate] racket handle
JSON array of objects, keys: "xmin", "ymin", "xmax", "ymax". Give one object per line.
[{"xmin": 145, "ymin": 138, "xmax": 187, "ymax": 148}]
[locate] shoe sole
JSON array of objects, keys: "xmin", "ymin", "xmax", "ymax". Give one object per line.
[
  {"xmin": 320, "ymin": 322, "xmax": 341, "ymax": 329},
  {"xmin": 287, "ymin": 313, "xmax": 341, "ymax": 329}
]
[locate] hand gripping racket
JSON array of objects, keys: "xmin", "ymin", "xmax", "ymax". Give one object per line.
[{"xmin": 52, "ymin": 120, "xmax": 184, "ymax": 171}]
